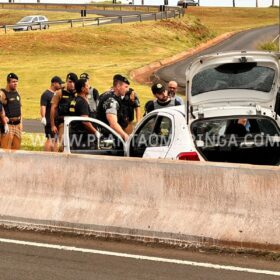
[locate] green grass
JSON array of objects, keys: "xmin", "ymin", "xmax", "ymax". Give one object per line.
[
  {"xmin": 21, "ymin": 132, "xmax": 44, "ymax": 151},
  {"xmin": 259, "ymin": 41, "xmax": 279, "ymax": 51},
  {"xmin": 0, "ymin": 7, "xmax": 278, "ymax": 121}
]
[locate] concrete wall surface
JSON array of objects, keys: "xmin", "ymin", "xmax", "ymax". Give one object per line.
[{"xmin": 0, "ymin": 151, "xmax": 279, "ymax": 250}]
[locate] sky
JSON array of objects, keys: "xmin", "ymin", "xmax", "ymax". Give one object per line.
[{"xmin": 2, "ymin": 0, "xmax": 279, "ymax": 6}]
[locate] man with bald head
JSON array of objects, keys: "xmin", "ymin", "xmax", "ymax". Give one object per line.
[{"xmin": 168, "ymin": 81, "xmax": 183, "ymax": 105}]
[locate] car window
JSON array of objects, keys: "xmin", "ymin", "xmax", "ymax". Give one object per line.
[
  {"xmin": 192, "ymin": 63, "xmax": 275, "ymax": 95},
  {"xmin": 32, "ymin": 17, "xmax": 39, "ymax": 22},
  {"xmin": 19, "ymin": 16, "xmax": 33, "ymax": 23},
  {"xmin": 192, "ymin": 117, "xmax": 280, "ymax": 140},
  {"xmin": 69, "ymin": 120, "xmax": 124, "ymax": 156},
  {"xmin": 39, "ymin": 16, "xmax": 45, "ymax": 21},
  {"xmin": 129, "ymin": 115, "xmax": 173, "ymax": 157},
  {"xmin": 151, "ymin": 116, "xmax": 173, "ymax": 147}
]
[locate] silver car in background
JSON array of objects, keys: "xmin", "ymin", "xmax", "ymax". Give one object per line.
[{"xmin": 13, "ymin": 15, "xmax": 49, "ymax": 31}]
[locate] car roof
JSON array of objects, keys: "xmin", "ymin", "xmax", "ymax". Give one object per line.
[
  {"xmin": 22, "ymin": 15, "xmax": 47, "ymax": 18},
  {"xmin": 151, "ymin": 104, "xmax": 186, "ymax": 116}
]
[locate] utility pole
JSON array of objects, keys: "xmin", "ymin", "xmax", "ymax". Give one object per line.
[
  {"xmin": 256, "ymin": 0, "xmax": 258, "ymax": 7},
  {"xmin": 233, "ymin": 0, "xmax": 235, "ymax": 7}
]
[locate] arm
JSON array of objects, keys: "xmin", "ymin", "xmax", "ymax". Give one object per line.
[
  {"xmin": 50, "ymin": 103, "xmax": 58, "ymax": 133},
  {"xmin": 106, "ymin": 113, "xmax": 128, "ymax": 141},
  {"xmin": 135, "ymin": 107, "xmax": 141, "ymax": 124},
  {"xmin": 50, "ymin": 92, "xmax": 61, "ymax": 133},
  {"xmin": 40, "ymin": 106, "xmax": 46, "ymax": 119},
  {"xmin": 81, "ymin": 116, "xmax": 98, "ymax": 135},
  {"xmin": 0, "ymin": 106, "xmax": 9, "ymax": 134}
]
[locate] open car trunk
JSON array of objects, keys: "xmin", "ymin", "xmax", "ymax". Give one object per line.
[{"xmin": 191, "ymin": 116, "xmax": 280, "ymax": 165}]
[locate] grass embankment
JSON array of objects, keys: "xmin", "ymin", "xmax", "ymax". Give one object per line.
[{"xmin": 0, "ymin": 7, "xmax": 278, "ymax": 122}]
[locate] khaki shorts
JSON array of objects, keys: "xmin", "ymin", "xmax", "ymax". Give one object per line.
[{"xmin": 7, "ymin": 124, "xmax": 22, "ymax": 139}]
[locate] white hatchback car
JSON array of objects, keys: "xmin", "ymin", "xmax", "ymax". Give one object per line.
[
  {"xmin": 64, "ymin": 51, "xmax": 280, "ymax": 165},
  {"xmin": 13, "ymin": 15, "xmax": 49, "ymax": 31}
]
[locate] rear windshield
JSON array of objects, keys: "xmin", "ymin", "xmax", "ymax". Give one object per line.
[
  {"xmin": 192, "ymin": 117, "xmax": 280, "ymax": 139},
  {"xmin": 191, "ymin": 62, "xmax": 275, "ymax": 96}
]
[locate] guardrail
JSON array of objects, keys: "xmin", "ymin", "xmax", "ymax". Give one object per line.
[
  {"xmin": 0, "ymin": 2, "xmax": 183, "ymax": 13},
  {"xmin": 0, "ymin": 9, "xmax": 183, "ymax": 34}
]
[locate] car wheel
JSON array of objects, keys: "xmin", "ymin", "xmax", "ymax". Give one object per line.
[
  {"xmin": 44, "ymin": 24, "xmax": 49, "ymax": 29},
  {"xmin": 27, "ymin": 26, "xmax": 32, "ymax": 31}
]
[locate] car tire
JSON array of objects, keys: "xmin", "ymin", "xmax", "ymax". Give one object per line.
[
  {"xmin": 44, "ymin": 24, "xmax": 49, "ymax": 29},
  {"xmin": 27, "ymin": 26, "xmax": 32, "ymax": 31}
]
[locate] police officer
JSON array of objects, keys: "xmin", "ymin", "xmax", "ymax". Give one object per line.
[
  {"xmin": 0, "ymin": 73, "xmax": 22, "ymax": 150},
  {"xmin": 144, "ymin": 83, "xmax": 181, "ymax": 115},
  {"xmin": 111, "ymin": 74, "xmax": 141, "ymax": 135},
  {"xmin": 96, "ymin": 75, "xmax": 130, "ymax": 141},
  {"xmin": 40, "ymin": 76, "xmax": 64, "ymax": 152},
  {"xmin": 50, "ymin": 72, "xmax": 78, "ymax": 150},
  {"xmin": 122, "ymin": 87, "xmax": 141, "ymax": 135},
  {"xmin": 80, "ymin": 72, "xmax": 99, "ymax": 118},
  {"xmin": 70, "ymin": 78, "xmax": 100, "ymax": 138}
]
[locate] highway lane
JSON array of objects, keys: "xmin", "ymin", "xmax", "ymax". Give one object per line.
[
  {"xmin": 0, "ymin": 230, "xmax": 279, "ymax": 280},
  {"xmin": 156, "ymin": 24, "xmax": 279, "ymax": 88}
]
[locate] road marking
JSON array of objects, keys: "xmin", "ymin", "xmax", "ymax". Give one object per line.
[{"xmin": 0, "ymin": 238, "xmax": 279, "ymax": 276}]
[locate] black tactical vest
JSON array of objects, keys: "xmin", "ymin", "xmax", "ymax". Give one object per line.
[
  {"xmin": 97, "ymin": 91, "xmax": 128, "ymax": 128},
  {"xmin": 58, "ymin": 90, "xmax": 76, "ymax": 118},
  {"xmin": 153, "ymin": 97, "xmax": 176, "ymax": 110},
  {"xmin": 1, "ymin": 89, "xmax": 21, "ymax": 118}
]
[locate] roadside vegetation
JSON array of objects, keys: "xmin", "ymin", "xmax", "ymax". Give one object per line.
[
  {"xmin": 0, "ymin": 7, "xmax": 278, "ymax": 121},
  {"xmin": 259, "ymin": 41, "xmax": 279, "ymax": 52}
]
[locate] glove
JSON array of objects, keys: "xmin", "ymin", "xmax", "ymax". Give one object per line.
[
  {"xmin": 4, "ymin": 124, "xmax": 9, "ymax": 134},
  {"xmin": 41, "ymin": 117, "xmax": 47, "ymax": 126},
  {"xmin": 95, "ymin": 130, "xmax": 101, "ymax": 140}
]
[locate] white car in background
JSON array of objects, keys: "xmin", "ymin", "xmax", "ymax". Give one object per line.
[
  {"xmin": 13, "ymin": 15, "xmax": 49, "ymax": 31},
  {"xmin": 64, "ymin": 51, "xmax": 280, "ymax": 165}
]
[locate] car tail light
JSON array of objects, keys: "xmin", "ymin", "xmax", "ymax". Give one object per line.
[{"xmin": 177, "ymin": 152, "xmax": 200, "ymax": 161}]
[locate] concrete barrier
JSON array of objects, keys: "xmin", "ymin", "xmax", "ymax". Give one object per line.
[{"xmin": 0, "ymin": 150, "xmax": 280, "ymax": 252}]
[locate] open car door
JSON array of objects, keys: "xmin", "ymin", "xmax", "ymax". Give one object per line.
[{"xmin": 64, "ymin": 117, "xmax": 125, "ymax": 157}]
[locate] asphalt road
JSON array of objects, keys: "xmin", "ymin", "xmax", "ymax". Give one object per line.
[
  {"xmin": 156, "ymin": 24, "xmax": 280, "ymax": 87},
  {"xmin": 0, "ymin": 230, "xmax": 279, "ymax": 280}
]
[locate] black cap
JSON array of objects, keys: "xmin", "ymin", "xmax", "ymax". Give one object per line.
[
  {"xmin": 151, "ymin": 83, "xmax": 165, "ymax": 94},
  {"xmin": 66, "ymin": 72, "xmax": 78, "ymax": 83},
  {"xmin": 7, "ymin": 73, "xmax": 18, "ymax": 81},
  {"xmin": 113, "ymin": 74, "xmax": 130, "ymax": 85},
  {"xmin": 80, "ymin": 72, "xmax": 90, "ymax": 80},
  {"xmin": 51, "ymin": 76, "xmax": 64, "ymax": 84}
]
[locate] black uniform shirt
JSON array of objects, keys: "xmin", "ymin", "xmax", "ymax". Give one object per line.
[
  {"xmin": 71, "ymin": 96, "xmax": 91, "ymax": 134},
  {"xmin": 74, "ymin": 96, "xmax": 90, "ymax": 116},
  {"xmin": 0, "ymin": 101, "xmax": 3, "ymax": 113},
  {"xmin": 40, "ymin": 89, "xmax": 55, "ymax": 125},
  {"xmin": 122, "ymin": 89, "xmax": 140, "ymax": 122}
]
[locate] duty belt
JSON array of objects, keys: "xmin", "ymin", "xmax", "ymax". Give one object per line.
[{"xmin": 8, "ymin": 117, "xmax": 21, "ymax": 125}]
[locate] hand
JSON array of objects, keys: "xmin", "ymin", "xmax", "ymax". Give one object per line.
[
  {"xmin": 41, "ymin": 117, "xmax": 47, "ymax": 126},
  {"xmin": 95, "ymin": 130, "xmax": 101, "ymax": 140},
  {"xmin": 123, "ymin": 133, "xmax": 129, "ymax": 142},
  {"xmin": 52, "ymin": 125, "xmax": 58, "ymax": 134},
  {"xmin": 4, "ymin": 124, "xmax": 9, "ymax": 134}
]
